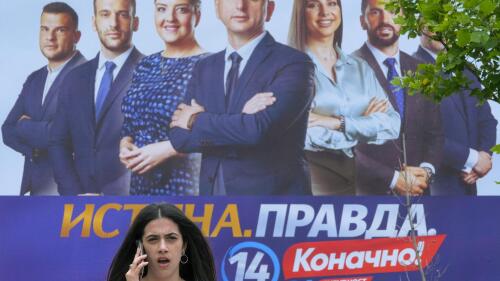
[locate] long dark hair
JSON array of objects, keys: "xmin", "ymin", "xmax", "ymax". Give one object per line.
[
  {"xmin": 288, "ymin": 0, "xmax": 344, "ymax": 51},
  {"xmin": 107, "ymin": 203, "xmax": 216, "ymax": 281}
]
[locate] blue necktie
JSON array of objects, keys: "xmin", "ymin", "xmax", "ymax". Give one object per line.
[
  {"xmin": 95, "ymin": 61, "xmax": 116, "ymax": 118},
  {"xmin": 383, "ymin": 58, "xmax": 405, "ymax": 120},
  {"xmin": 225, "ymin": 52, "xmax": 242, "ymax": 108}
]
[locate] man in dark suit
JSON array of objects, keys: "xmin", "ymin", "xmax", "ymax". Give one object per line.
[
  {"xmin": 168, "ymin": 0, "xmax": 315, "ymax": 195},
  {"xmin": 49, "ymin": 0, "xmax": 143, "ymax": 195},
  {"xmin": 2, "ymin": 3, "xmax": 86, "ymax": 195},
  {"xmin": 414, "ymin": 34, "xmax": 497, "ymax": 195},
  {"xmin": 353, "ymin": 0, "xmax": 443, "ymax": 195}
]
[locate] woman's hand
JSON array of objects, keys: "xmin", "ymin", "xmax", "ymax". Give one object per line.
[
  {"xmin": 125, "ymin": 141, "xmax": 178, "ymax": 175},
  {"xmin": 308, "ymin": 112, "xmax": 341, "ymax": 130},
  {"xmin": 120, "ymin": 137, "xmax": 138, "ymax": 166},
  {"xmin": 363, "ymin": 98, "xmax": 388, "ymax": 116},
  {"xmin": 125, "ymin": 246, "xmax": 148, "ymax": 281}
]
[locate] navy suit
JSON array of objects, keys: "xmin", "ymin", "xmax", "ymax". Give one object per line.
[
  {"xmin": 170, "ymin": 33, "xmax": 315, "ymax": 195},
  {"xmin": 2, "ymin": 52, "xmax": 86, "ymax": 195},
  {"xmin": 413, "ymin": 46, "xmax": 497, "ymax": 195},
  {"xmin": 353, "ymin": 44, "xmax": 443, "ymax": 195},
  {"xmin": 49, "ymin": 48, "xmax": 144, "ymax": 195}
]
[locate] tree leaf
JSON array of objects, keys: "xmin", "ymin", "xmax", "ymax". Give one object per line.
[{"xmin": 457, "ymin": 30, "xmax": 471, "ymax": 47}]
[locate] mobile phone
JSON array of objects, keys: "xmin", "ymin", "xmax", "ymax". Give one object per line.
[{"xmin": 136, "ymin": 240, "xmax": 146, "ymax": 279}]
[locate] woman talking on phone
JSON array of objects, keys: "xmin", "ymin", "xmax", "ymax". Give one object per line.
[
  {"xmin": 107, "ymin": 203, "xmax": 216, "ymax": 281},
  {"xmin": 288, "ymin": 0, "xmax": 401, "ymax": 195}
]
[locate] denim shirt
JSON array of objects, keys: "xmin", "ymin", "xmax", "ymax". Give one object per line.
[{"xmin": 305, "ymin": 47, "xmax": 401, "ymax": 157}]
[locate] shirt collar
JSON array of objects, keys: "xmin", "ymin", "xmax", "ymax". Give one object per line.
[
  {"xmin": 98, "ymin": 46, "xmax": 134, "ymax": 71},
  {"xmin": 306, "ymin": 45, "xmax": 354, "ymax": 79},
  {"xmin": 225, "ymin": 31, "xmax": 267, "ymax": 63},
  {"xmin": 47, "ymin": 52, "xmax": 76, "ymax": 74},
  {"xmin": 366, "ymin": 40, "xmax": 401, "ymax": 68},
  {"xmin": 420, "ymin": 45, "xmax": 438, "ymax": 60},
  {"xmin": 335, "ymin": 45, "xmax": 355, "ymax": 66}
]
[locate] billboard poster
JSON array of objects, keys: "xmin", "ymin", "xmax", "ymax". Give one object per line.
[{"xmin": 0, "ymin": 1, "xmax": 499, "ymax": 281}]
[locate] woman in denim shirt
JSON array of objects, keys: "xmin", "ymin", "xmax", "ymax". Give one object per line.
[{"xmin": 288, "ymin": 0, "xmax": 401, "ymax": 195}]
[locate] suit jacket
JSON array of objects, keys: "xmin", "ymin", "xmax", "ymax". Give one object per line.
[
  {"xmin": 170, "ymin": 33, "xmax": 315, "ymax": 195},
  {"xmin": 413, "ymin": 46, "xmax": 497, "ymax": 195},
  {"xmin": 2, "ymin": 52, "xmax": 86, "ymax": 195},
  {"xmin": 49, "ymin": 48, "xmax": 144, "ymax": 195},
  {"xmin": 352, "ymin": 44, "xmax": 443, "ymax": 195}
]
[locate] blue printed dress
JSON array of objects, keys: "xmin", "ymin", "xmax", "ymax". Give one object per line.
[{"xmin": 122, "ymin": 52, "xmax": 205, "ymax": 195}]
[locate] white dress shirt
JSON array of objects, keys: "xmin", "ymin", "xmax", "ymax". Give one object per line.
[{"xmin": 94, "ymin": 46, "xmax": 134, "ymax": 102}]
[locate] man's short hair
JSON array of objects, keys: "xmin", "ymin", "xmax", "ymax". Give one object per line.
[
  {"xmin": 361, "ymin": 0, "xmax": 368, "ymax": 14},
  {"xmin": 42, "ymin": 2, "xmax": 79, "ymax": 29},
  {"xmin": 93, "ymin": 0, "xmax": 136, "ymax": 16}
]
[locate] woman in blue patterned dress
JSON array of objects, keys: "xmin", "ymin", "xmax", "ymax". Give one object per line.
[{"xmin": 119, "ymin": 0, "xmax": 204, "ymax": 195}]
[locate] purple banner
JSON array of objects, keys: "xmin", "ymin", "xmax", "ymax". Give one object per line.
[{"xmin": 1, "ymin": 196, "xmax": 500, "ymax": 281}]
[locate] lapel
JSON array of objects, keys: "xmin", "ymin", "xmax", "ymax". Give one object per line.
[
  {"xmin": 41, "ymin": 51, "xmax": 85, "ymax": 117},
  {"xmin": 399, "ymin": 52, "xmax": 416, "ymax": 128},
  {"xmin": 228, "ymin": 33, "xmax": 274, "ymax": 111},
  {"xmin": 212, "ymin": 51, "xmax": 227, "ymax": 113},
  {"xmin": 356, "ymin": 44, "xmax": 398, "ymax": 111},
  {"xmin": 81, "ymin": 56, "xmax": 99, "ymax": 134},
  {"xmin": 96, "ymin": 48, "xmax": 140, "ymax": 127},
  {"xmin": 30, "ymin": 69, "xmax": 48, "ymax": 120},
  {"xmin": 415, "ymin": 46, "xmax": 435, "ymax": 64}
]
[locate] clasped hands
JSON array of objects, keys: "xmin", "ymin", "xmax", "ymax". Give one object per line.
[
  {"xmin": 120, "ymin": 92, "xmax": 276, "ymax": 174},
  {"xmin": 119, "ymin": 137, "xmax": 178, "ymax": 175},
  {"xmin": 394, "ymin": 166, "xmax": 430, "ymax": 196},
  {"xmin": 461, "ymin": 151, "xmax": 492, "ymax": 185}
]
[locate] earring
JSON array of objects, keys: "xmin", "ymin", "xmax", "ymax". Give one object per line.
[{"xmin": 180, "ymin": 254, "xmax": 189, "ymax": 264}]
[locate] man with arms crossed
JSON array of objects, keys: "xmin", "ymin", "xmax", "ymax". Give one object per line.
[
  {"xmin": 167, "ymin": 0, "xmax": 315, "ymax": 195},
  {"xmin": 353, "ymin": 0, "xmax": 443, "ymax": 195},
  {"xmin": 2, "ymin": 2, "xmax": 86, "ymax": 195},
  {"xmin": 414, "ymin": 34, "xmax": 497, "ymax": 195},
  {"xmin": 50, "ymin": 0, "xmax": 143, "ymax": 195}
]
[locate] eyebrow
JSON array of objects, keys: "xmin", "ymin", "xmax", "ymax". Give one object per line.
[{"xmin": 145, "ymin": 232, "xmax": 180, "ymax": 238}]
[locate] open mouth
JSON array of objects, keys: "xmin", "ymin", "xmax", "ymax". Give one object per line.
[{"xmin": 157, "ymin": 257, "xmax": 170, "ymax": 268}]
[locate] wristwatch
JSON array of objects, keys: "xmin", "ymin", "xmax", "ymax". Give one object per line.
[
  {"xmin": 422, "ymin": 167, "xmax": 434, "ymax": 185},
  {"xmin": 339, "ymin": 115, "xmax": 346, "ymax": 133}
]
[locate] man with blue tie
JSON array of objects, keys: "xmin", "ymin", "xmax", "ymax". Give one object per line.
[
  {"xmin": 169, "ymin": 0, "xmax": 315, "ymax": 195},
  {"xmin": 49, "ymin": 0, "xmax": 143, "ymax": 195},
  {"xmin": 414, "ymin": 34, "xmax": 497, "ymax": 195},
  {"xmin": 353, "ymin": 0, "xmax": 443, "ymax": 195},
  {"xmin": 2, "ymin": 2, "xmax": 86, "ymax": 195}
]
